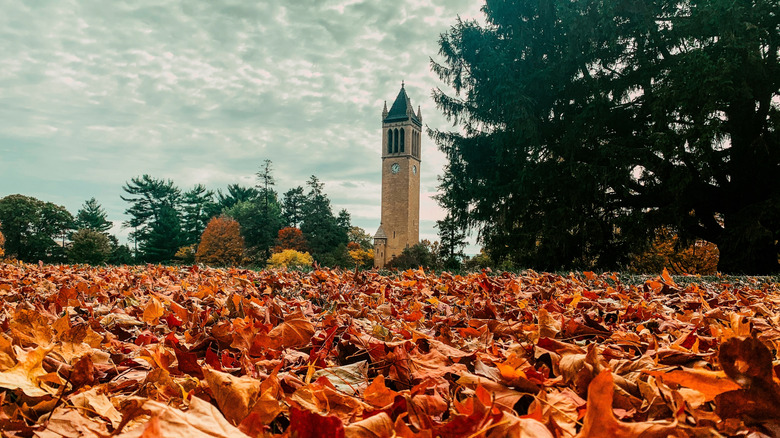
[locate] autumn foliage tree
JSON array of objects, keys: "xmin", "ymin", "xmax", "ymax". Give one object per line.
[
  {"xmin": 273, "ymin": 227, "xmax": 309, "ymax": 253},
  {"xmin": 0, "ymin": 223, "xmax": 4, "ymax": 258},
  {"xmin": 630, "ymin": 228, "xmax": 719, "ymax": 275},
  {"xmin": 196, "ymin": 217, "xmax": 245, "ymax": 266}
]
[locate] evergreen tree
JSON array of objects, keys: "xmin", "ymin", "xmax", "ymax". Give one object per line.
[
  {"xmin": 121, "ymin": 175, "xmax": 182, "ymax": 262},
  {"xmin": 282, "ymin": 186, "xmax": 306, "ymax": 228},
  {"xmin": 181, "ymin": 184, "xmax": 215, "ymax": 246},
  {"xmin": 215, "ymin": 184, "xmax": 259, "ymax": 212},
  {"xmin": 432, "ymin": 0, "xmax": 780, "ymax": 273},
  {"xmin": 300, "ymin": 176, "xmax": 348, "ymax": 261},
  {"xmin": 224, "ymin": 196, "xmax": 283, "ymax": 264},
  {"xmin": 74, "ymin": 198, "xmax": 112, "ymax": 234},
  {"xmin": 256, "ymin": 159, "xmax": 276, "ymax": 211},
  {"xmin": 436, "ymin": 214, "xmax": 466, "ymax": 269}
]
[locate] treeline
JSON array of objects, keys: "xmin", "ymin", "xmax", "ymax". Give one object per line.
[{"xmin": 0, "ymin": 160, "xmax": 375, "ymax": 267}]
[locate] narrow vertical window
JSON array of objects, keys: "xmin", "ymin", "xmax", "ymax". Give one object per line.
[
  {"xmin": 394, "ymin": 128, "xmax": 399, "ymax": 153},
  {"xmin": 400, "ymin": 129, "xmax": 405, "ymax": 153},
  {"xmin": 388, "ymin": 130, "xmax": 393, "ymax": 154}
]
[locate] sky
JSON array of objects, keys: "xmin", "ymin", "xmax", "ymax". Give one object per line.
[{"xmin": 0, "ymin": 0, "xmax": 485, "ymax": 254}]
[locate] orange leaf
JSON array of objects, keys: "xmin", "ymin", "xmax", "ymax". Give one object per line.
[
  {"xmin": 644, "ymin": 368, "xmax": 740, "ymax": 401},
  {"xmin": 577, "ymin": 369, "xmax": 679, "ymax": 438}
]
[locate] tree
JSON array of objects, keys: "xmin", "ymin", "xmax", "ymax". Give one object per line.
[
  {"xmin": 69, "ymin": 229, "xmax": 112, "ymax": 265},
  {"xmin": 224, "ymin": 197, "xmax": 283, "ymax": 263},
  {"xmin": 347, "ymin": 242, "xmax": 374, "ymax": 269},
  {"xmin": 0, "ymin": 195, "xmax": 73, "ymax": 262},
  {"xmin": 436, "ymin": 214, "xmax": 467, "ymax": 269},
  {"xmin": 348, "ymin": 227, "xmax": 374, "ymax": 250},
  {"xmin": 181, "ymin": 184, "xmax": 215, "ymax": 246},
  {"xmin": 300, "ymin": 176, "xmax": 348, "ymax": 261},
  {"xmin": 256, "ymin": 159, "xmax": 276, "ymax": 211},
  {"xmin": 432, "ymin": 0, "xmax": 780, "ymax": 273},
  {"xmin": 196, "ymin": 217, "xmax": 245, "ymax": 266},
  {"xmin": 387, "ymin": 243, "xmax": 435, "ymax": 270},
  {"xmin": 215, "ymin": 184, "xmax": 259, "ymax": 212},
  {"xmin": 629, "ymin": 228, "xmax": 719, "ymax": 275},
  {"xmin": 121, "ymin": 175, "xmax": 183, "ymax": 262},
  {"xmin": 74, "ymin": 198, "xmax": 112, "ymax": 234},
  {"xmin": 282, "ymin": 187, "xmax": 306, "ymax": 228},
  {"xmin": 0, "ymin": 223, "xmax": 5, "ymax": 258},
  {"xmin": 273, "ymin": 227, "xmax": 309, "ymax": 253},
  {"xmin": 221, "ymin": 160, "xmax": 284, "ymax": 263}
]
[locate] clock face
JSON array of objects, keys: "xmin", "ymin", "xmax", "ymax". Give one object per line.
[
  {"xmin": 412, "ymin": 165, "xmax": 417, "ymax": 175},
  {"xmin": 391, "ymin": 163, "xmax": 401, "ymax": 174}
]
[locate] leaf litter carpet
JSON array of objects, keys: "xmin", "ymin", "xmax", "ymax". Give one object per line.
[{"xmin": 0, "ymin": 262, "xmax": 779, "ymax": 437}]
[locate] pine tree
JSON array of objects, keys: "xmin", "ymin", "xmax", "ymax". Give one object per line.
[
  {"xmin": 432, "ymin": 0, "xmax": 780, "ymax": 273},
  {"xmin": 282, "ymin": 186, "xmax": 306, "ymax": 228},
  {"xmin": 436, "ymin": 214, "xmax": 466, "ymax": 268},
  {"xmin": 300, "ymin": 176, "xmax": 348, "ymax": 260},
  {"xmin": 74, "ymin": 198, "xmax": 112, "ymax": 234},
  {"xmin": 181, "ymin": 184, "xmax": 215, "ymax": 246},
  {"xmin": 121, "ymin": 175, "xmax": 183, "ymax": 262}
]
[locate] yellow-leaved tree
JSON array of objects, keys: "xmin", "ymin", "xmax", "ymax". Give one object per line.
[
  {"xmin": 629, "ymin": 228, "xmax": 719, "ymax": 275},
  {"xmin": 347, "ymin": 242, "xmax": 374, "ymax": 268},
  {"xmin": 267, "ymin": 249, "xmax": 313, "ymax": 269},
  {"xmin": 196, "ymin": 217, "xmax": 245, "ymax": 266}
]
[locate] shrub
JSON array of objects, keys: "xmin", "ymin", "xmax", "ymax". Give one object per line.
[
  {"xmin": 175, "ymin": 244, "xmax": 196, "ymax": 264},
  {"xmin": 196, "ymin": 217, "xmax": 245, "ymax": 266},
  {"xmin": 267, "ymin": 249, "xmax": 313, "ymax": 269}
]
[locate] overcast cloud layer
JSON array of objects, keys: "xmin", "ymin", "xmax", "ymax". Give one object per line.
[{"xmin": 0, "ymin": 0, "xmax": 484, "ymax": 252}]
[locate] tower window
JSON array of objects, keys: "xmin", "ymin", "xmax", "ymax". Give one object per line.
[
  {"xmin": 400, "ymin": 129, "xmax": 405, "ymax": 153},
  {"xmin": 394, "ymin": 128, "xmax": 399, "ymax": 153},
  {"xmin": 388, "ymin": 130, "xmax": 393, "ymax": 154}
]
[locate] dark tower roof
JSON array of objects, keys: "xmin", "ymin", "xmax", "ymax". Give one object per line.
[{"xmin": 384, "ymin": 82, "xmax": 421, "ymax": 126}]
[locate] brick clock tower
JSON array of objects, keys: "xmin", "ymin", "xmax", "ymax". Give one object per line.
[{"xmin": 374, "ymin": 82, "xmax": 422, "ymax": 268}]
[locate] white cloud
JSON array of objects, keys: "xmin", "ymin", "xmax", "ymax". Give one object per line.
[{"xmin": 0, "ymin": 0, "xmax": 486, "ymax": 253}]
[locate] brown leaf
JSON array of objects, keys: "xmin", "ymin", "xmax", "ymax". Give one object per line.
[
  {"xmin": 576, "ymin": 369, "xmax": 681, "ymax": 438},
  {"xmin": 203, "ymin": 368, "xmax": 260, "ymax": 425},
  {"xmin": 253, "ymin": 316, "xmax": 314, "ymax": 351},
  {"xmin": 715, "ymin": 337, "xmax": 780, "ymax": 424},
  {"xmin": 116, "ymin": 397, "xmax": 251, "ymax": 438},
  {"xmin": 644, "ymin": 368, "xmax": 740, "ymax": 401},
  {"xmin": 345, "ymin": 412, "xmax": 394, "ymax": 438}
]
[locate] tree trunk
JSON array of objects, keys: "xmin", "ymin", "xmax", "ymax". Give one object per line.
[{"xmin": 717, "ymin": 209, "xmax": 779, "ymax": 274}]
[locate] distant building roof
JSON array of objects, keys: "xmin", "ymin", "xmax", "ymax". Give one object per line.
[
  {"xmin": 374, "ymin": 225, "xmax": 387, "ymax": 240},
  {"xmin": 383, "ymin": 83, "xmax": 421, "ymax": 126}
]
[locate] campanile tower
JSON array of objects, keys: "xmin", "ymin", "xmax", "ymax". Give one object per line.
[{"xmin": 374, "ymin": 82, "xmax": 422, "ymax": 268}]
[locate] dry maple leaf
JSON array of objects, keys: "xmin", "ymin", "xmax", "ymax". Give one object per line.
[
  {"xmin": 714, "ymin": 336, "xmax": 780, "ymax": 429},
  {"xmin": 577, "ymin": 369, "xmax": 687, "ymax": 438}
]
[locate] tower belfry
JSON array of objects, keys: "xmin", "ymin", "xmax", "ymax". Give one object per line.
[{"xmin": 374, "ymin": 82, "xmax": 422, "ymax": 268}]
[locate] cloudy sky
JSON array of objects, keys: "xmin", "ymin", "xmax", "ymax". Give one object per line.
[{"xmin": 0, "ymin": 0, "xmax": 485, "ymax": 252}]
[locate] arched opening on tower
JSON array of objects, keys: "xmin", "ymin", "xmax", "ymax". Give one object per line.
[
  {"xmin": 400, "ymin": 129, "xmax": 405, "ymax": 153},
  {"xmin": 388, "ymin": 130, "xmax": 393, "ymax": 154},
  {"xmin": 393, "ymin": 128, "xmax": 399, "ymax": 153}
]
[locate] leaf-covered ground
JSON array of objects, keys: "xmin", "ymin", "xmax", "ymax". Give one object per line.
[{"xmin": 0, "ymin": 262, "xmax": 779, "ymax": 437}]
